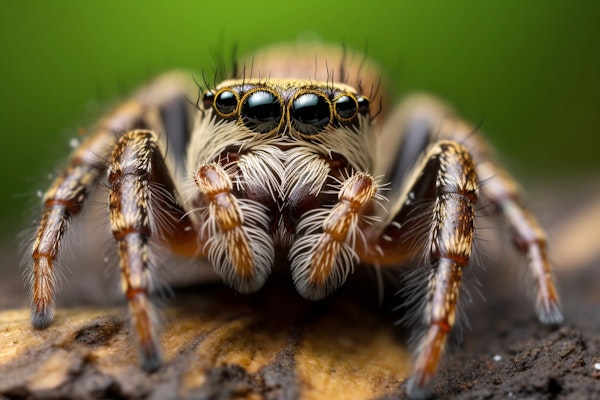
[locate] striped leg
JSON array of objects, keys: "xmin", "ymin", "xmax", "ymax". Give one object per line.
[
  {"xmin": 408, "ymin": 142, "xmax": 477, "ymax": 398},
  {"xmin": 28, "ymin": 101, "xmax": 142, "ymax": 328},
  {"xmin": 376, "ymin": 94, "xmax": 562, "ymax": 324},
  {"xmin": 26, "ymin": 72, "xmax": 197, "ymax": 332},
  {"xmin": 477, "ymin": 161, "xmax": 563, "ymax": 323},
  {"xmin": 108, "ymin": 129, "xmax": 194, "ymax": 371},
  {"xmin": 363, "ymin": 140, "xmax": 478, "ymax": 398}
]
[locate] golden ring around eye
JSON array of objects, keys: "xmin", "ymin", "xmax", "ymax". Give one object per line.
[
  {"xmin": 213, "ymin": 89, "xmax": 239, "ymax": 119},
  {"xmin": 333, "ymin": 94, "xmax": 359, "ymax": 121}
]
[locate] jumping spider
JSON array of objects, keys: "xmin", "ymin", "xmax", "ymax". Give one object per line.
[{"xmin": 25, "ymin": 43, "xmax": 563, "ymax": 399}]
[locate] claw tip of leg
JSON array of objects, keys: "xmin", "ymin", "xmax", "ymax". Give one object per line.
[
  {"xmin": 31, "ymin": 309, "xmax": 54, "ymax": 329},
  {"xmin": 539, "ymin": 303, "xmax": 564, "ymax": 325},
  {"xmin": 140, "ymin": 350, "xmax": 163, "ymax": 373},
  {"xmin": 405, "ymin": 376, "xmax": 433, "ymax": 400}
]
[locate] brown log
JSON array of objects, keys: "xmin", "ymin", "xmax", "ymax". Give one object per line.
[{"xmin": 2, "ymin": 182, "xmax": 600, "ymax": 399}]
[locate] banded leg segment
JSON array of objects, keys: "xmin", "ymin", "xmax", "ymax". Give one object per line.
[
  {"xmin": 108, "ymin": 129, "xmax": 194, "ymax": 371},
  {"xmin": 408, "ymin": 143, "xmax": 477, "ymax": 398},
  {"xmin": 30, "ymin": 163, "xmax": 102, "ymax": 327},
  {"xmin": 366, "ymin": 141, "xmax": 478, "ymax": 398},
  {"xmin": 27, "ymin": 73, "xmax": 198, "ymax": 330},
  {"xmin": 28, "ymin": 101, "xmax": 143, "ymax": 328},
  {"xmin": 478, "ymin": 162, "xmax": 562, "ymax": 323}
]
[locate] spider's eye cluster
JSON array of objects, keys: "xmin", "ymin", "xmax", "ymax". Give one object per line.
[{"xmin": 202, "ymin": 86, "xmax": 370, "ymax": 136}]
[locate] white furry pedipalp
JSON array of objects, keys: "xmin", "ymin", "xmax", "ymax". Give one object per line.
[{"xmin": 198, "ymin": 196, "xmax": 274, "ymax": 294}]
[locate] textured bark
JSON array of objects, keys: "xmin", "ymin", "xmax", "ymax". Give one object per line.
[
  {"xmin": 0, "ymin": 281, "xmax": 412, "ymax": 400},
  {"xmin": 2, "ymin": 182, "xmax": 599, "ymax": 399}
]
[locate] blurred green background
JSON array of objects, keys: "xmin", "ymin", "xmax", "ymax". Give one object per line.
[{"xmin": 1, "ymin": 0, "xmax": 599, "ymax": 239}]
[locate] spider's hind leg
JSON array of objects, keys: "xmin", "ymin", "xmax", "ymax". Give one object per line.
[
  {"xmin": 27, "ymin": 100, "xmax": 147, "ymax": 328},
  {"xmin": 386, "ymin": 94, "xmax": 563, "ymax": 324},
  {"xmin": 26, "ymin": 72, "xmax": 198, "ymax": 368},
  {"xmin": 362, "ymin": 94, "xmax": 563, "ymax": 398}
]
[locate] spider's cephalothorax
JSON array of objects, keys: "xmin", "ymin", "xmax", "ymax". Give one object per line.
[
  {"xmin": 189, "ymin": 77, "xmax": 379, "ymax": 299},
  {"xmin": 24, "ymin": 43, "xmax": 563, "ymax": 399}
]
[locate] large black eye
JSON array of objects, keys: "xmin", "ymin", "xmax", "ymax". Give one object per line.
[
  {"xmin": 334, "ymin": 95, "xmax": 358, "ymax": 120},
  {"xmin": 290, "ymin": 92, "xmax": 331, "ymax": 135},
  {"xmin": 214, "ymin": 90, "xmax": 238, "ymax": 117},
  {"xmin": 241, "ymin": 90, "xmax": 282, "ymax": 133}
]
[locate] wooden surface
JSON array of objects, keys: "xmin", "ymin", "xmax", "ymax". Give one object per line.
[
  {"xmin": 1, "ymin": 181, "xmax": 599, "ymax": 399},
  {"xmin": 0, "ymin": 280, "xmax": 412, "ymax": 400}
]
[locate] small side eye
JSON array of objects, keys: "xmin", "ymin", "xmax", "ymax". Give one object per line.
[
  {"xmin": 290, "ymin": 92, "xmax": 331, "ymax": 135},
  {"xmin": 214, "ymin": 89, "xmax": 239, "ymax": 117},
  {"xmin": 357, "ymin": 96, "xmax": 370, "ymax": 115},
  {"xmin": 333, "ymin": 95, "xmax": 358, "ymax": 121},
  {"xmin": 241, "ymin": 90, "xmax": 282, "ymax": 134},
  {"xmin": 202, "ymin": 91, "xmax": 215, "ymax": 109}
]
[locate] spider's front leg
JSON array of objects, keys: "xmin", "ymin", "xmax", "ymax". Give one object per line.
[
  {"xmin": 363, "ymin": 140, "xmax": 478, "ymax": 399},
  {"xmin": 108, "ymin": 129, "xmax": 196, "ymax": 370}
]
